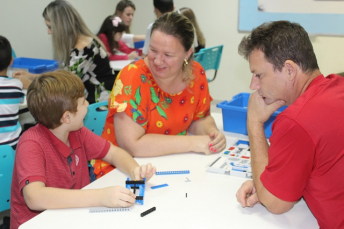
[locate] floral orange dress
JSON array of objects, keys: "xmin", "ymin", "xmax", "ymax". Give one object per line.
[{"xmin": 93, "ymin": 58, "xmax": 212, "ymax": 178}]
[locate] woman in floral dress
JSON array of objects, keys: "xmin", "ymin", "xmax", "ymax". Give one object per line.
[
  {"xmin": 93, "ymin": 12, "xmax": 226, "ymax": 178},
  {"xmin": 13, "ymin": 1, "xmax": 116, "ymax": 103}
]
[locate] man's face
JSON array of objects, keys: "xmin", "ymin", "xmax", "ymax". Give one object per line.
[{"xmin": 248, "ymin": 49, "xmax": 289, "ymax": 105}]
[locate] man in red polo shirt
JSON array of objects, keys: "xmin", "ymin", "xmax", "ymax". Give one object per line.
[
  {"xmin": 235, "ymin": 21, "xmax": 344, "ymax": 229},
  {"xmin": 10, "ymin": 70, "xmax": 156, "ymax": 229}
]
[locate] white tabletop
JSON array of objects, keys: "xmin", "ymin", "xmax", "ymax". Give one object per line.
[
  {"xmin": 19, "ymin": 113, "xmax": 318, "ymax": 229},
  {"xmin": 110, "ymin": 60, "xmax": 133, "ymax": 71}
]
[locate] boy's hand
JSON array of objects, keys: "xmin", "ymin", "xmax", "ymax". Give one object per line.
[
  {"xmin": 132, "ymin": 163, "xmax": 156, "ymax": 181},
  {"xmin": 101, "ymin": 186, "xmax": 136, "ymax": 207}
]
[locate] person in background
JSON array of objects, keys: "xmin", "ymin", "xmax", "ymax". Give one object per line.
[
  {"xmin": 13, "ymin": 0, "xmax": 116, "ymax": 104},
  {"xmin": 93, "ymin": 12, "xmax": 226, "ymax": 178},
  {"xmin": 98, "ymin": 16, "xmax": 139, "ymax": 60},
  {"xmin": 235, "ymin": 21, "xmax": 344, "ymax": 229},
  {"xmin": 0, "ymin": 35, "xmax": 24, "ymax": 150},
  {"xmin": 142, "ymin": 0, "xmax": 174, "ymax": 55},
  {"xmin": 178, "ymin": 7, "xmax": 205, "ymax": 53},
  {"xmin": 115, "ymin": 0, "xmax": 145, "ymax": 46},
  {"xmin": 10, "ymin": 70, "xmax": 156, "ymax": 229}
]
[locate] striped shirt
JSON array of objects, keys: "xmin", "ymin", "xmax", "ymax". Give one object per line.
[{"xmin": 0, "ymin": 75, "xmax": 24, "ymax": 148}]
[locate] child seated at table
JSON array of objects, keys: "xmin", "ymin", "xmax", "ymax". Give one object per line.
[
  {"xmin": 10, "ymin": 70, "xmax": 156, "ymax": 229},
  {"xmin": 0, "ymin": 35, "xmax": 24, "ymax": 150},
  {"xmin": 97, "ymin": 16, "xmax": 140, "ymax": 60}
]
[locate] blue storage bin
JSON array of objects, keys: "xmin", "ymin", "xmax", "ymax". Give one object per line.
[
  {"xmin": 10, "ymin": 57, "xmax": 58, "ymax": 74},
  {"xmin": 216, "ymin": 93, "xmax": 287, "ymax": 138},
  {"xmin": 134, "ymin": 40, "xmax": 144, "ymax": 49}
]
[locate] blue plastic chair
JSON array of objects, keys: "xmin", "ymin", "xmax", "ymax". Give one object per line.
[
  {"xmin": 194, "ymin": 45, "xmax": 223, "ymax": 82},
  {"xmin": 0, "ymin": 145, "xmax": 15, "ymax": 212},
  {"xmin": 83, "ymin": 101, "xmax": 109, "ymax": 136},
  {"xmin": 194, "ymin": 51, "xmax": 203, "ymax": 63},
  {"xmin": 12, "ymin": 49, "xmax": 16, "ymax": 58}
]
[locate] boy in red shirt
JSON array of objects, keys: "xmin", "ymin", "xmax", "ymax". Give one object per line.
[{"xmin": 10, "ymin": 70, "xmax": 156, "ymax": 229}]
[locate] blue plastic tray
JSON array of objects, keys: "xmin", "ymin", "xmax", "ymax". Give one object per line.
[{"xmin": 10, "ymin": 57, "xmax": 58, "ymax": 74}]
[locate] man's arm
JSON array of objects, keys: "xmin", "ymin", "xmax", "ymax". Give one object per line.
[{"xmin": 246, "ymin": 92, "xmax": 296, "ymax": 214}]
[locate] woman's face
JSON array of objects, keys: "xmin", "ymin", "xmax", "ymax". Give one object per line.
[
  {"xmin": 147, "ymin": 30, "xmax": 192, "ymax": 81},
  {"xmin": 118, "ymin": 6, "xmax": 134, "ymax": 27},
  {"xmin": 114, "ymin": 32, "xmax": 123, "ymax": 42},
  {"xmin": 45, "ymin": 20, "xmax": 52, "ymax": 35}
]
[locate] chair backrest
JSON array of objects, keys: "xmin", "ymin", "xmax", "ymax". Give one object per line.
[
  {"xmin": 83, "ymin": 101, "xmax": 109, "ymax": 136},
  {"xmin": 0, "ymin": 145, "xmax": 15, "ymax": 212},
  {"xmin": 194, "ymin": 45, "xmax": 224, "ymax": 82},
  {"xmin": 193, "ymin": 51, "xmax": 203, "ymax": 63}
]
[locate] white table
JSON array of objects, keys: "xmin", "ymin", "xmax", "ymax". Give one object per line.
[
  {"xmin": 19, "ymin": 113, "xmax": 318, "ymax": 229},
  {"xmin": 110, "ymin": 60, "xmax": 133, "ymax": 71}
]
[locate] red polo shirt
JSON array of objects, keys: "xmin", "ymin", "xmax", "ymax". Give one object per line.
[{"xmin": 10, "ymin": 124, "xmax": 110, "ymax": 229}]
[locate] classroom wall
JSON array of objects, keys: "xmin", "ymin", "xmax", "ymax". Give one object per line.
[{"xmin": 1, "ymin": 0, "xmax": 344, "ymax": 101}]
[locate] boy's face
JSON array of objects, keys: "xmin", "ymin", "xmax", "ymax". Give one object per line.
[{"xmin": 70, "ymin": 97, "xmax": 89, "ymax": 130}]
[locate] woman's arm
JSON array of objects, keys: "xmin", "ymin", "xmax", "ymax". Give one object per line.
[
  {"xmin": 114, "ymin": 112, "xmax": 213, "ymax": 157},
  {"xmin": 102, "ymin": 143, "xmax": 155, "ymax": 180},
  {"xmin": 133, "ymin": 35, "xmax": 145, "ymax": 42},
  {"xmin": 12, "ymin": 71, "xmax": 40, "ymax": 89},
  {"xmin": 118, "ymin": 40, "xmax": 137, "ymax": 55}
]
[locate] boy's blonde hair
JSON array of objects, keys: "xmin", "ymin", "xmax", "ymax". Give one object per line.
[{"xmin": 27, "ymin": 70, "xmax": 85, "ymax": 129}]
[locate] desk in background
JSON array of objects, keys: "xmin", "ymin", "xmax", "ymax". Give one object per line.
[
  {"xmin": 110, "ymin": 60, "xmax": 133, "ymax": 71},
  {"xmin": 19, "ymin": 113, "xmax": 318, "ymax": 229}
]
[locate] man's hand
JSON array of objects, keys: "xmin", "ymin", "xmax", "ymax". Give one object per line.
[
  {"xmin": 247, "ymin": 91, "xmax": 285, "ymax": 125},
  {"xmin": 236, "ymin": 180, "xmax": 260, "ymax": 208}
]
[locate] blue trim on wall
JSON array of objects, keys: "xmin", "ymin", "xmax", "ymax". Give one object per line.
[{"xmin": 239, "ymin": 0, "xmax": 344, "ymax": 36}]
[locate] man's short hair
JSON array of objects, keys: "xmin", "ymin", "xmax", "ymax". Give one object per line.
[
  {"xmin": 27, "ymin": 70, "xmax": 85, "ymax": 129},
  {"xmin": 153, "ymin": 0, "xmax": 174, "ymax": 14},
  {"xmin": 238, "ymin": 20, "xmax": 319, "ymax": 73},
  {"xmin": 0, "ymin": 36, "xmax": 12, "ymax": 72}
]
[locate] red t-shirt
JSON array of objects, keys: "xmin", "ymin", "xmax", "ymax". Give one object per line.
[
  {"xmin": 10, "ymin": 124, "xmax": 110, "ymax": 229},
  {"xmin": 261, "ymin": 74, "xmax": 344, "ymax": 229}
]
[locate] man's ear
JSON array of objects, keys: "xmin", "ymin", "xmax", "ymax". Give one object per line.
[
  {"xmin": 284, "ymin": 60, "xmax": 297, "ymax": 80},
  {"xmin": 9, "ymin": 57, "xmax": 13, "ymax": 66},
  {"xmin": 60, "ymin": 111, "xmax": 72, "ymax": 124}
]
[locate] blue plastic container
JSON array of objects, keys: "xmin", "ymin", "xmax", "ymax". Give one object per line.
[
  {"xmin": 216, "ymin": 93, "xmax": 287, "ymax": 138},
  {"xmin": 10, "ymin": 57, "xmax": 58, "ymax": 74},
  {"xmin": 134, "ymin": 40, "xmax": 145, "ymax": 49}
]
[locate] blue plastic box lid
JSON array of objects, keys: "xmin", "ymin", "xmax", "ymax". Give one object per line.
[
  {"xmin": 217, "ymin": 93, "xmax": 287, "ymax": 138},
  {"xmin": 10, "ymin": 57, "xmax": 58, "ymax": 74}
]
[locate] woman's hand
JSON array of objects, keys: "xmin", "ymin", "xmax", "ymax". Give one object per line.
[
  {"xmin": 208, "ymin": 130, "xmax": 226, "ymax": 153},
  {"xmin": 12, "ymin": 70, "xmax": 37, "ymax": 80},
  {"xmin": 12, "ymin": 70, "xmax": 35, "ymax": 89},
  {"xmin": 128, "ymin": 51, "xmax": 138, "ymax": 60},
  {"xmin": 132, "ymin": 163, "xmax": 156, "ymax": 181}
]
